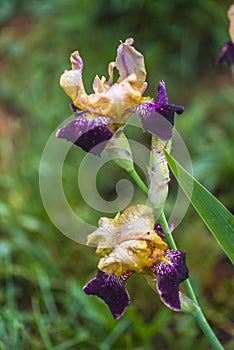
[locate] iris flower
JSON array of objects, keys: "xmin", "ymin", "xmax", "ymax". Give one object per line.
[
  {"xmin": 56, "ymin": 39, "xmax": 184, "ymax": 155},
  {"xmin": 56, "ymin": 38, "xmax": 147, "ymax": 155},
  {"xmin": 83, "ymin": 205, "xmax": 189, "ymax": 319}
]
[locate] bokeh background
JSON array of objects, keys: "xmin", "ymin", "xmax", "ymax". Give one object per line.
[{"xmin": 0, "ymin": 0, "xmax": 233, "ymax": 349}]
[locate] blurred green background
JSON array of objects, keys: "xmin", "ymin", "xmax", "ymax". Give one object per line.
[{"xmin": 0, "ymin": 0, "xmax": 233, "ymax": 349}]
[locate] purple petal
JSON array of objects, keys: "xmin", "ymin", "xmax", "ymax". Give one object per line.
[
  {"xmin": 56, "ymin": 114, "xmax": 113, "ymax": 156},
  {"xmin": 165, "ymin": 249, "xmax": 189, "ymax": 283},
  {"xmin": 157, "ymin": 80, "xmax": 168, "ymax": 104},
  {"xmin": 83, "ymin": 270, "xmax": 132, "ymax": 319},
  {"xmin": 151, "ymin": 249, "xmax": 188, "ymax": 311},
  {"xmin": 216, "ymin": 40, "xmax": 234, "ymax": 67},
  {"xmin": 154, "ymin": 261, "xmax": 181, "ymax": 311},
  {"xmin": 138, "ymin": 102, "xmax": 174, "ymax": 140}
]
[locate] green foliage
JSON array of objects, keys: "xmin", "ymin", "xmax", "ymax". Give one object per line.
[{"xmin": 0, "ymin": 0, "xmax": 233, "ymax": 348}]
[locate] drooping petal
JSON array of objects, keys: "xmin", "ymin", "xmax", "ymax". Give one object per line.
[
  {"xmin": 83, "ymin": 269, "xmax": 132, "ymax": 319},
  {"xmin": 151, "ymin": 249, "xmax": 189, "ymax": 311},
  {"xmin": 165, "ymin": 249, "xmax": 189, "ymax": 283},
  {"xmin": 56, "ymin": 113, "xmax": 113, "ymax": 156},
  {"xmin": 154, "ymin": 261, "xmax": 181, "ymax": 311}
]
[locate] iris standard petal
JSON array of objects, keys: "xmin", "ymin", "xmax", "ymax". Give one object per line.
[
  {"xmin": 157, "ymin": 80, "xmax": 168, "ymax": 104},
  {"xmin": 83, "ymin": 269, "xmax": 132, "ymax": 319},
  {"xmin": 116, "ymin": 38, "xmax": 147, "ymax": 88},
  {"xmin": 56, "ymin": 113, "xmax": 113, "ymax": 156}
]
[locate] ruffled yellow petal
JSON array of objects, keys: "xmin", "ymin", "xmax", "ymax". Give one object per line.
[
  {"xmin": 60, "ymin": 51, "xmax": 88, "ymax": 109},
  {"xmin": 87, "ymin": 204, "xmax": 168, "ymax": 276},
  {"xmin": 59, "ymin": 39, "xmax": 147, "ymax": 118}
]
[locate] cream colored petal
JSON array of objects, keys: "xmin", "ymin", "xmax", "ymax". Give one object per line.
[
  {"xmin": 92, "ymin": 75, "xmax": 106, "ymax": 93},
  {"xmin": 116, "ymin": 38, "xmax": 146, "ymax": 88},
  {"xmin": 107, "ymin": 61, "xmax": 116, "ymax": 86},
  {"xmin": 228, "ymin": 4, "xmax": 234, "ymax": 43},
  {"xmin": 98, "ymin": 239, "xmax": 152, "ymax": 276},
  {"xmin": 86, "ymin": 217, "xmax": 116, "ymax": 253},
  {"xmin": 60, "ymin": 51, "xmax": 88, "ymax": 109},
  {"xmin": 115, "ymin": 204, "xmax": 155, "ymax": 243}
]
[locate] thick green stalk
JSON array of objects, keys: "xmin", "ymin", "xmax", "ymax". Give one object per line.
[{"xmin": 127, "ymin": 167, "xmax": 224, "ymax": 350}]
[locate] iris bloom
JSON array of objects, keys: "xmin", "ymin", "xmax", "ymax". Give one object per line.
[
  {"xmin": 56, "ymin": 38, "xmax": 147, "ymax": 155},
  {"xmin": 56, "ymin": 39, "xmax": 184, "ymax": 155},
  {"xmin": 83, "ymin": 205, "xmax": 189, "ymax": 319}
]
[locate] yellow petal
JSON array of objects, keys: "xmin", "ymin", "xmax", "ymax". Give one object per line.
[
  {"xmin": 228, "ymin": 4, "xmax": 234, "ymax": 43},
  {"xmin": 98, "ymin": 239, "xmax": 152, "ymax": 276},
  {"xmin": 59, "ymin": 51, "xmax": 88, "ymax": 109}
]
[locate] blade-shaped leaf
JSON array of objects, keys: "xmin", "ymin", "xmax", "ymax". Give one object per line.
[{"xmin": 164, "ymin": 149, "xmax": 234, "ymax": 264}]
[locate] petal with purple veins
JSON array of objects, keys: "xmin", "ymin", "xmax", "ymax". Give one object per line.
[
  {"xmin": 56, "ymin": 114, "xmax": 113, "ymax": 156},
  {"xmin": 83, "ymin": 269, "xmax": 132, "ymax": 319},
  {"xmin": 136, "ymin": 80, "xmax": 184, "ymax": 140},
  {"xmin": 165, "ymin": 249, "xmax": 189, "ymax": 283},
  {"xmin": 157, "ymin": 80, "xmax": 168, "ymax": 104},
  {"xmin": 154, "ymin": 261, "xmax": 181, "ymax": 311}
]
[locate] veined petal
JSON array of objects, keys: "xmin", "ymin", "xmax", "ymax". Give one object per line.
[
  {"xmin": 56, "ymin": 113, "xmax": 113, "ymax": 156},
  {"xmin": 83, "ymin": 269, "xmax": 132, "ymax": 319},
  {"xmin": 165, "ymin": 249, "xmax": 189, "ymax": 283},
  {"xmin": 136, "ymin": 80, "xmax": 184, "ymax": 140},
  {"xmin": 152, "ymin": 249, "xmax": 189, "ymax": 311},
  {"xmin": 116, "ymin": 38, "xmax": 146, "ymax": 89},
  {"xmin": 157, "ymin": 80, "xmax": 168, "ymax": 104},
  {"xmin": 155, "ymin": 261, "xmax": 181, "ymax": 311}
]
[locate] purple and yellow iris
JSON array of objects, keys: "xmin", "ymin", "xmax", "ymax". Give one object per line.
[
  {"xmin": 83, "ymin": 205, "xmax": 189, "ymax": 319},
  {"xmin": 56, "ymin": 39, "xmax": 184, "ymax": 155}
]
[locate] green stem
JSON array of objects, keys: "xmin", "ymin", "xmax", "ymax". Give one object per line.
[{"xmin": 127, "ymin": 167, "xmax": 224, "ymax": 350}]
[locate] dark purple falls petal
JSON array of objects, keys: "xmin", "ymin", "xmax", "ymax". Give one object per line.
[
  {"xmin": 151, "ymin": 249, "xmax": 189, "ymax": 311},
  {"xmin": 56, "ymin": 114, "xmax": 113, "ymax": 156},
  {"xmin": 216, "ymin": 40, "xmax": 234, "ymax": 68},
  {"xmin": 165, "ymin": 249, "xmax": 189, "ymax": 283},
  {"xmin": 154, "ymin": 261, "xmax": 181, "ymax": 311},
  {"xmin": 83, "ymin": 270, "xmax": 132, "ymax": 319},
  {"xmin": 136, "ymin": 80, "xmax": 184, "ymax": 140}
]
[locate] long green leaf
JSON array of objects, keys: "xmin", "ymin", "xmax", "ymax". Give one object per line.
[{"xmin": 164, "ymin": 149, "xmax": 234, "ymax": 264}]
